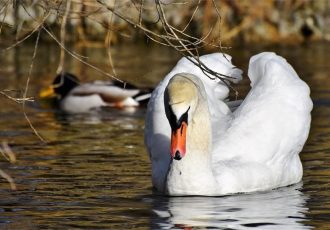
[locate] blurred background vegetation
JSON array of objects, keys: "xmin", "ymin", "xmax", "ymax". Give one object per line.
[{"xmin": 1, "ymin": 0, "xmax": 329, "ymax": 49}]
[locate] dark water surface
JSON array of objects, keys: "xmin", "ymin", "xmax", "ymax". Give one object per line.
[{"xmin": 0, "ymin": 42, "xmax": 329, "ymax": 229}]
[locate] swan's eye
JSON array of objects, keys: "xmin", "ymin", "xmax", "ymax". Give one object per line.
[{"xmin": 168, "ymin": 106, "xmax": 190, "ymax": 130}]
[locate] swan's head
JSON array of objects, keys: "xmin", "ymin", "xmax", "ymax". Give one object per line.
[{"xmin": 165, "ymin": 73, "xmax": 199, "ymax": 161}]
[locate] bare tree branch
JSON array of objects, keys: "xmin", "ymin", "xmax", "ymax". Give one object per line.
[{"xmin": 96, "ymin": 0, "xmax": 237, "ymax": 86}]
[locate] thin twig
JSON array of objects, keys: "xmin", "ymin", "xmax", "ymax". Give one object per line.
[
  {"xmin": 23, "ymin": 29, "xmax": 46, "ymax": 143},
  {"xmin": 3, "ymin": 17, "xmax": 45, "ymax": 51},
  {"xmin": 3, "ymin": 1, "xmax": 51, "ymax": 51},
  {"xmin": 0, "ymin": 169, "xmax": 16, "ymax": 190},
  {"xmin": 105, "ymin": 0, "xmax": 117, "ymax": 77},
  {"xmin": 182, "ymin": 0, "xmax": 201, "ymax": 32},
  {"xmin": 0, "ymin": 141, "xmax": 16, "ymax": 163},
  {"xmin": 138, "ymin": 0, "xmax": 144, "ymax": 25},
  {"xmin": 56, "ymin": 0, "xmax": 72, "ymax": 74},
  {"xmin": 42, "ymin": 26, "xmax": 123, "ymax": 83},
  {"xmin": 0, "ymin": 141, "xmax": 17, "ymax": 190},
  {"xmin": 211, "ymin": 0, "xmax": 224, "ymax": 49},
  {"xmin": 0, "ymin": 0, "xmax": 10, "ymax": 35},
  {"xmin": 0, "ymin": 90, "xmax": 34, "ymax": 104}
]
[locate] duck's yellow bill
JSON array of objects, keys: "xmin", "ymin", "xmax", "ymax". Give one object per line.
[{"xmin": 39, "ymin": 86, "xmax": 56, "ymax": 98}]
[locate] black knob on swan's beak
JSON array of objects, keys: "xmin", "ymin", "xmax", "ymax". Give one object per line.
[{"xmin": 174, "ymin": 150, "xmax": 182, "ymax": 160}]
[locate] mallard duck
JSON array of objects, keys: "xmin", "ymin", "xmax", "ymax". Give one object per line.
[
  {"xmin": 144, "ymin": 52, "xmax": 312, "ymax": 196},
  {"xmin": 39, "ymin": 72, "xmax": 151, "ymax": 113}
]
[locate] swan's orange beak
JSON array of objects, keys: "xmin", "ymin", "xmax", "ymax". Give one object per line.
[{"xmin": 171, "ymin": 121, "xmax": 187, "ymax": 160}]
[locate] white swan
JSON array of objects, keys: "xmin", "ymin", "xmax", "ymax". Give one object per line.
[{"xmin": 145, "ymin": 52, "xmax": 312, "ymax": 196}]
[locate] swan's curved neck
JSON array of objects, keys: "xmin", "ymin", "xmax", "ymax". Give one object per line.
[{"xmin": 166, "ymin": 94, "xmax": 216, "ymax": 195}]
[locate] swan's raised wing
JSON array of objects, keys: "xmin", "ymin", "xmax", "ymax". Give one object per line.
[{"xmin": 214, "ymin": 52, "xmax": 313, "ymax": 167}]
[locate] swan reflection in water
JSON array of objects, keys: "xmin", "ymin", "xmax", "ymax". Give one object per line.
[{"xmin": 151, "ymin": 184, "xmax": 310, "ymax": 229}]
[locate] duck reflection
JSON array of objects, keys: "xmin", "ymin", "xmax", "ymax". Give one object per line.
[
  {"xmin": 51, "ymin": 106, "xmax": 146, "ymax": 125},
  {"xmin": 151, "ymin": 184, "xmax": 310, "ymax": 229}
]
